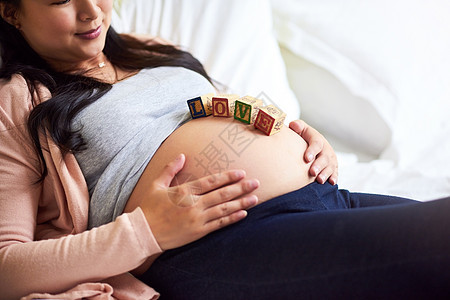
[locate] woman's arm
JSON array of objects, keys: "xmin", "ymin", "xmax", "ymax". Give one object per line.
[
  {"xmin": 289, "ymin": 120, "xmax": 338, "ymax": 185},
  {"xmin": 0, "ymin": 78, "xmax": 161, "ymax": 298},
  {"xmin": 0, "ymin": 209, "xmax": 158, "ymax": 299},
  {"xmin": 0, "ymin": 150, "xmax": 149, "ymax": 297}
]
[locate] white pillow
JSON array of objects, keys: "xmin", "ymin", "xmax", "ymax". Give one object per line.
[
  {"xmin": 112, "ymin": 0, "xmax": 300, "ymax": 121},
  {"xmin": 280, "ymin": 48, "xmax": 392, "ymax": 158},
  {"xmin": 271, "ymin": 0, "xmax": 450, "ymax": 164}
]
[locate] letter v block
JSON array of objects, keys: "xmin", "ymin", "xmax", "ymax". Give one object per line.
[
  {"xmin": 254, "ymin": 105, "xmax": 286, "ymax": 136},
  {"xmin": 212, "ymin": 94, "xmax": 239, "ymax": 117},
  {"xmin": 187, "ymin": 93, "xmax": 214, "ymax": 119},
  {"xmin": 234, "ymin": 96, "xmax": 263, "ymax": 124}
]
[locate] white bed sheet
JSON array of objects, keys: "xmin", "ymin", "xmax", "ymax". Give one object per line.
[
  {"xmin": 112, "ymin": 0, "xmax": 450, "ymax": 201},
  {"xmin": 272, "ymin": 0, "xmax": 450, "ymax": 201}
]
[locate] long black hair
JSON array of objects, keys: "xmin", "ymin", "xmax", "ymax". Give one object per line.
[{"xmin": 0, "ymin": 1, "xmax": 212, "ymax": 180}]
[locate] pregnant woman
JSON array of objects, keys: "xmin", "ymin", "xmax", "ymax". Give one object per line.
[{"xmin": 0, "ymin": 1, "xmax": 449, "ymax": 299}]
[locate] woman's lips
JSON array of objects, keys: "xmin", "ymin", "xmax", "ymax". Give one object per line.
[{"xmin": 75, "ymin": 26, "xmax": 102, "ymax": 40}]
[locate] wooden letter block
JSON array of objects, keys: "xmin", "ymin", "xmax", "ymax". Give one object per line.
[
  {"xmin": 212, "ymin": 94, "xmax": 239, "ymax": 117},
  {"xmin": 254, "ymin": 105, "xmax": 286, "ymax": 136},
  {"xmin": 234, "ymin": 96, "xmax": 263, "ymax": 124},
  {"xmin": 187, "ymin": 93, "xmax": 214, "ymax": 119},
  {"xmin": 201, "ymin": 93, "xmax": 214, "ymax": 115}
]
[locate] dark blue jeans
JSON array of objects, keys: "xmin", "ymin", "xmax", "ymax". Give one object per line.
[{"xmin": 138, "ymin": 182, "xmax": 450, "ymax": 299}]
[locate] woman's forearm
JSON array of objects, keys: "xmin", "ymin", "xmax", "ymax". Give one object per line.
[{"xmin": 0, "ymin": 209, "xmax": 161, "ymax": 299}]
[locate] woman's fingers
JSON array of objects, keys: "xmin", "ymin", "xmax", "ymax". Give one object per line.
[
  {"xmin": 175, "ymin": 169, "xmax": 247, "ymax": 196},
  {"xmin": 315, "ymin": 165, "xmax": 333, "ymax": 184},
  {"xmin": 311, "ymin": 154, "xmax": 338, "ymax": 184},
  {"xmin": 289, "ymin": 120, "xmax": 323, "ymax": 163},
  {"xmin": 202, "ymin": 210, "xmax": 248, "ymax": 233},
  {"xmin": 203, "ymin": 195, "xmax": 258, "ymax": 224},
  {"xmin": 329, "ymin": 169, "xmax": 339, "ymax": 185},
  {"xmin": 193, "ymin": 177, "xmax": 260, "ymax": 232},
  {"xmin": 305, "ymin": 140, "xmax": 323, "ymax": 164},
  {"xmin": 289, "ymin": 119, "xmax": 339, "ymax": 184},
  {"xmin": 309, "ymin": 152, "xmax": 329, "ymax": 177},
  {"xmin": 168, "ymin": 170, "xmax": 251, "ymax": 207},
  {"xmin": 288, "ymin": 119, "xmax": 307, "ymax": 135},
  {"xmin": 300, "ymin": 129, "xmax": 324, "ymax": 164},
  {"xmin": 154, "ymin": 154, "xmax": 187, "ymax": 188},
  {"xmin": 200, "ymin": 178, "xmax": 260, "ymax": 208},
  {"xmin": 202, "ymin": 195, "xmax": 261, "ymax": 233}
]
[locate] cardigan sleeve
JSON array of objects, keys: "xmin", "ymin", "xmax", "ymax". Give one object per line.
[{"xmin": 0, "ymin": 76, "xmax": 162, "ymax": 299}]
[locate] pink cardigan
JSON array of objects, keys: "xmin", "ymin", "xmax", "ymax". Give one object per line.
[{"xmin": 0, "ymin": 75, "xmax": 162, "ymax": 299}]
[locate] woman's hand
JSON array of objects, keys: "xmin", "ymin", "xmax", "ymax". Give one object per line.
[
  {"xmin": 139, "ymin": 154, "xmax": 259, "ymax": 251},
  {"xmin": 289, "ymin": 120, "xmax": 338, "ymax": 185}
]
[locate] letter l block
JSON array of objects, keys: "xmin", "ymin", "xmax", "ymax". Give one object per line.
[
  {"xmin": 187, "ymin": 93, "xmax": 214, "ymax": 119},
  {"xmin": 187, "ymin": 97, "xmax": 207, "ymax": 119}
]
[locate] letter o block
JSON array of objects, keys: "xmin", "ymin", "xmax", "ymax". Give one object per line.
[
  {"xmin": 212, "ymin": 94, "xmax": 239, "ymax": 117},
  {"xmin": 254, "ymin": 105, "xmax": 286, "ymax": 136},
  {"xmin": 212, "ymin": 97, "xmax": 229, "ymax": 117}
]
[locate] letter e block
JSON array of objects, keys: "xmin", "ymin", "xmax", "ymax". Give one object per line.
[
  {"xmin": 234, "ymin": 96, "xmax": 263, "ymax": 124},
  {"xmin": 212, "ymin": 94, "xmax": 239, "ymax": 117},
  {"xmin": 254, "ymin": 105, "xmax": 286, "ymax": 135}
]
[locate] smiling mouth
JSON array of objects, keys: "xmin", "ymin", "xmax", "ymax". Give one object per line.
[{"xmin": 75, "ymin": 25, "xmax": 102, "ymax": 40}]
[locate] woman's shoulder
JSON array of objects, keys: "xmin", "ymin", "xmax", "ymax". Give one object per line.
[
  {"xmin": 0, "ymin": 75, "xmax": 32, "ymax": 127},
  {"xmin": 0, "ymin": 74, "xmax": 29, "ymax": 96},
  {"xmin": 0, "ymin": 74, "xmax": 50, "ymax": 128}
]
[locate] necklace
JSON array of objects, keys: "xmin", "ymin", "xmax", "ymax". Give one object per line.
[
  {"xmin": 95, "ymin": 61, "xmax": 118, "ymax": 83},
  {"xmin": 96, "ymin": 61, "xmax": 137, "ymax": 83}
]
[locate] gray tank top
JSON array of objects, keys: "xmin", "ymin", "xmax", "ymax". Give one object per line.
[{"xmin": 72, "ymin": 67, "xmax": 215, "ymax": 228}]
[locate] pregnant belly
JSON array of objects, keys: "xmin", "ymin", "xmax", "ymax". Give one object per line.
[
  {"xmin": 125, "ymin": 116, "xmax": 314, "ymax": 214},
  {"xmin": 125, "ymin": 116, "xmax": 315, "ymax": 274}
]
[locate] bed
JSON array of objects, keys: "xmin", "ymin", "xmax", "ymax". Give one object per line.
[{"xmin": 113, "ymin": 0, "xmax": 450, "ymax": 201}]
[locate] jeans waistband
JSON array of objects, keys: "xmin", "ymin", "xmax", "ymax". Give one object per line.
[{"xmin": 245, "ymin": 182, "xmax": 350, "ymax": 221}]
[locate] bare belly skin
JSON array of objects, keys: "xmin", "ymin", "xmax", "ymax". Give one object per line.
[{"xmin": 126, "ymin": 116, "xmax": 314, "ymax": 212}]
